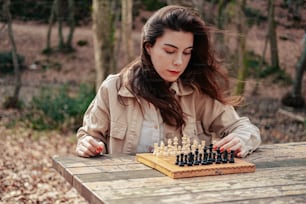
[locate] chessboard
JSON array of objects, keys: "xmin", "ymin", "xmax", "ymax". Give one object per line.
[
  {"xmin": 135, "ymin": 136, "xmax": 255, "ymax": 179},
  {"xmin": 136, "ymin": 153, "xmax": 255, "ymax": 179}
]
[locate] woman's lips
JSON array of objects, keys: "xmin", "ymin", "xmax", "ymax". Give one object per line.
[{"xmin": 168, "ymin": 70, "xmax": 180, "ymax": 75}]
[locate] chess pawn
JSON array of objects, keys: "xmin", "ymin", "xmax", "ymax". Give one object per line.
[
  {"xmin": 177, "ymin": 145, "xmax": 182, "ymax": 154},
  {"xmin": 173, "ymin": 137, "xmax": 178, "ymax": 145},
  {"xmin": 167, "ymin": 138, "xmax": 173, "ymax": 146},
  {"xmin": 198, "ymin": 144, "xmax": 202, "ymax": 152},
  {"xmin": 153, "ymin": 143, "xmax": 158, "ymax": 155},
  {"xmin": 201, "ymin": 140, "xmax": 206, "ymax": 148},
  {"xmin": 156, "ymin": 148, "xmax": 161, "ymax": 157},
  {"xmin": 193, "ymin": 139, "xmax": 198, "ymax": 147},
  {"xmin": 163, "ymin": 146, "xmax": 169, "ymax": 157},
  {"xmin": 153, "ymin": 146, "xmax": 159, "ymax": 156},
  {"xmin": 170, "ymin": 147, "xmax": 176, "ymax": 156},
  {"xmin": 186, "ymin": 137, "xmax": 191, "ymax": 147}
]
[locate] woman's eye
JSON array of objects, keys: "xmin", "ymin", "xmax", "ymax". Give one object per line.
[
  {"xmin": 183, "ymin": 52, "xmax": 191, "ymax": 55},
  {"xmin": 165, "ymin": 50, "xmax": 175, "ymax": 54}
]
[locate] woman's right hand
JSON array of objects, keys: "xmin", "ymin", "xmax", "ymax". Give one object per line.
[{"xmin": 76, "ymin": 135, "xmax": 105, "ymax": 157}]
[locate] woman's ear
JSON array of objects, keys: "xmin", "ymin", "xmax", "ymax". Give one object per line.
[{"xmin": 144, "ymin": 43, "xmax": 151, "ymax": 55}]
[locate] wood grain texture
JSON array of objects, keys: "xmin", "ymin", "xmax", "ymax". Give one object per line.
[
  {"xmin": 52, "ymin": 142, "xmax": 306, "ymax": 204},
  {"xmin": 136, "ymin": 153, "xmax": 255, "ymax": 178}
]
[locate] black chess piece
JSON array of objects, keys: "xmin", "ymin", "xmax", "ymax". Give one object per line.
[
  {"xmin": 179, "ymin": 153, "xmax": 185, "ymax": 166},
  {"xmin": 175, "ymin": 154, "xmax": 180, "ymax": 165},
  {"xmin": 229, "ymin": 150, "xmax": 235, "ymax": 163},
  {"xmin": 207, "ymin": 144, "xmax": 213, "ymax": 164},
  {"xmin": 199, "ymin": 153, "xmax": 202, "ymax": 163},
  {"xmin": 212, "ymin": 152, "xmax": 216, "ymax": 163},
  {"xmin": 184, "ymin": 154, "xmax": 188, "ymax": 165},
  {"xmin": 201, "ymin": 152, "xmax": 208, "ymax": 165},
  {"xmin": 222, "ymin": 150, "xmax": 228, "ymax": 163},
  {"xmin": 187, "ymin": 152, "xmax": 193, "ymax": 166},
  {"xmin": 194, "ymin": 148, "xmax": 200, "ymax": 165},
  {"xmin": 216, "ymin": 147, "xmax": 222, "ymax": 164}
]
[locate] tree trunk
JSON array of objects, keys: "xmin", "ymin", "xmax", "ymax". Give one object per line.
[
  {"xmin": 45, "ymin": 0, "xmax": 57, "ymax": 53},
  {"xmin": 121, "ymin": 0, "xmax": 134, "ymax": 64},
  {"xmin": 66, "ymin": 0, "xmax": 75, "ymax": 50},
  {"xmin": 268, "ymin": 0, "xmax": 279, "ymax": 69},
  {"xmin": 215, "ymin": 0, "xmax": 229, "ymax": 58},
  {"xmin": 235, "ymin": 0, "xmax": 247, "ymax": 95},
  {"xmin": 281, "ymin": 31, "xmax": 305, "ymax": 108},
  {"xmin": 3, "ymin": 0, "xmax": 22, "ymax": 108},
  {"xmin": 292, "ymin": 39, "xmax": 306, "ymax": 97},
  {"xmin": 57, "ymin": 0, "xmax": 65, "ymax": 49},
  {"xmin": 92, "ymin": 0, "xmax": 116, "ymax": 91}
]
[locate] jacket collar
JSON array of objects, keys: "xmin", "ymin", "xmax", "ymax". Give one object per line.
[{"xmin": 118, "ymin": 79, "xmax": 194, "ymax": 98}]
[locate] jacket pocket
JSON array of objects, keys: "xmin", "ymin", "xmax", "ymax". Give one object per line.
[
  {"xmin": 196, "ymin": 121, "xmax": 212, "ymax": 145},
  {"xmin": 110, "ymin": 120, "xmax": 127, "ymax": 140}
]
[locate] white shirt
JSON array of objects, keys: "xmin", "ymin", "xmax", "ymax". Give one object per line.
[{"xmin": 137, "ymin": 101, "xmax": 164, "ymax": 153}]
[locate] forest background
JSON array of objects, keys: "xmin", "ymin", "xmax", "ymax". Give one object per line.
[{"xmin": 0, "ymin": 0, "xmax": 305, "ymax": 203}]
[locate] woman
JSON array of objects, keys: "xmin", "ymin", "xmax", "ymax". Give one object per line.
[{"xmin": 76, "ymin": 5, "xmax": 261, "ymax": 158}]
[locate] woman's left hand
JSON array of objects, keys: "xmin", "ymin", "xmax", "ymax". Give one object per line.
[{"xmin": 213, "ymin": 133, "xmax": 246, "ymax": 157}]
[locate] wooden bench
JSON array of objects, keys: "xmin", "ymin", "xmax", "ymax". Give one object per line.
[{"xmin": 52, "ymin": 142, "xmax": 306, "ymax": 204}]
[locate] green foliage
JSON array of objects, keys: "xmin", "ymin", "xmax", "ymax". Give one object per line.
[
  {"xmin": 244, "ymin": 6, "xmax": 267, "ymax": 26},
  {"xmin": 0, "ymin": 0, "xmax": 92, "ymax": 24},
  {"xmin": 141, "ymin": 0, "xmax": 167, "ymax": 11},
  {"xmin": 77, "ymin": 40, "xmax": 88, "ymax": 47},
  {"xmin": 243, "ymin": 51, "xmax": 291, "ymax": 85},
  {"xmin": 259, "ymin": 66, "xmax": 291, "ymax": 85},
  {"xmin": 0, "ymin": 51, "xmax": 25, "ymax": 74},
  {"xmin": 3, "ymin": 96, "xmax": 24, "ymax": 109},
  {"xmin": 24, "ymin": 83, "xmax": 95, "ymax": 131}
]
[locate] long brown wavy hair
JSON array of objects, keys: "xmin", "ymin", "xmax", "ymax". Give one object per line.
[{"xmin": 119, "ymin": 5, "xmax": 240, "ymax": 129}]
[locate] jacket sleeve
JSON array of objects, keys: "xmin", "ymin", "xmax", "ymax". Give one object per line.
[
  {"xmin": 200, "ymin": 96, "xmax": 261, "ymax": 157},
  {"xmin": 76, "ymin": 78, "xmax": 111, "ymax": 151}
]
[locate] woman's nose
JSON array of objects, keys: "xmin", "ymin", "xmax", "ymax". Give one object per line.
[{"xmin": 173, "ymin": 54, "xmax": 183, "ymax": 66}]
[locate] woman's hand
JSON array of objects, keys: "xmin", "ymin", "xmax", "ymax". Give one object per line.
[
  {"xmin": 213, "ymin": 133, "xmax": 246, "ymax": 157},
  {"xmin": 76, "ymin": 135, "xmax": 105, "ymax": 157}
]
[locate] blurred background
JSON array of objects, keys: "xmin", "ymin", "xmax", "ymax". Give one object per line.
[{"xmin": 0, "ymin": 0, "xmax": 305, "ymax": 203}]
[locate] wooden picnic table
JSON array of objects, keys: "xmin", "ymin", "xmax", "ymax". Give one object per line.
[{"xmin": 52, "ymin": 142, "xmax": 306, "ymax": 204}]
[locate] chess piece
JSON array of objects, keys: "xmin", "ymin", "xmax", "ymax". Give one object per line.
[
  {"xmin": 179, "ymin": 153, "xmax": 185, "ymax": 166},
  {"xmin": 229, "ymin": 150, "xmax": 235, "ymax": 163},
  {"xmin": 216, "ymin": 147, "xmax": 222, "ymax": 164},
  {"xmin": 175, "ymin": 154, "xmax": 180, "ymax": 165},
  {"xmin": 222, "ymin": 150, "xmax": 228, "ymax": 163},
  {"xmin": 194, "ymin": 148, "xmax": 200, "ymax": 165}
]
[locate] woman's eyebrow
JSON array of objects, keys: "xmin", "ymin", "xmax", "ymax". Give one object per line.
[{"xmin": 164, "ymin": 43, "xmax": 193, "ymax": 49}]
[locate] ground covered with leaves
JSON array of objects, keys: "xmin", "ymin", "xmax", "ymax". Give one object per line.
[{"xmin": 0, "ymin": 113, "xmax": 87, "ymax": 203}]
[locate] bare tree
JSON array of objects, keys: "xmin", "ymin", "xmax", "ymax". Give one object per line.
[
  {"xmin": 281, "ymin": 30, "xmax": 306, "ymax": 108},
  {"xmin": 66, "ymin": 0, "xmax": 75, "ymax": 49},
  {"xmin": 92, "ymin": 0, "xmax": 117, "ymax": 90},
  {"xmin": 2, "ymin": 0, "xmax": 22, "ymax": 108},
  {"xmin": 121, "ymin": 0, "xmax": 134, "ymax": 64},
  {"xmin": 235, "ymin": 0, "xmax": 248, "ymax": 95},
  {"xmin": 44, "ymin": 0, "xmax": 76, "ymax": 53},
  {"xmin": 215, "ymin": 0, "xmax": 230, "ymax": 58},
  {"xmin": 268, "ymin": 0, "xmax": 279, "ymax": 70}
]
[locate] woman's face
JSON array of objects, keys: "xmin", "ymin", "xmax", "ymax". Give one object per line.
[{"xmin": 145, "ymin": 29, "xmax": 193, "ymax": 83}]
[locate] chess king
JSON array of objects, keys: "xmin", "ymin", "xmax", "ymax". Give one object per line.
[{"xmin": 76, "ymin": 5, "xmax": 261, "ymax": 158}]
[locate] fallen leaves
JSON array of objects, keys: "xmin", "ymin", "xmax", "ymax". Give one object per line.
[{"xmin": 0, "ymin": 124, "xmax": 87, "ymax": 204}]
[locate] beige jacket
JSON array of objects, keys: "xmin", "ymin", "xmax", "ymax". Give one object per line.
[{"xmin": 77, "ymin": 74, "xmax": 261, "ymax": 157}]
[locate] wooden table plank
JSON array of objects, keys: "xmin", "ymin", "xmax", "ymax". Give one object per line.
[
  {"xmin": 52, "ymin": 142, "xmax": 306, "ymax": 204},
  {"xmin": 83, "ymin": 166, "xmax": 306, "ymax": 203}
]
